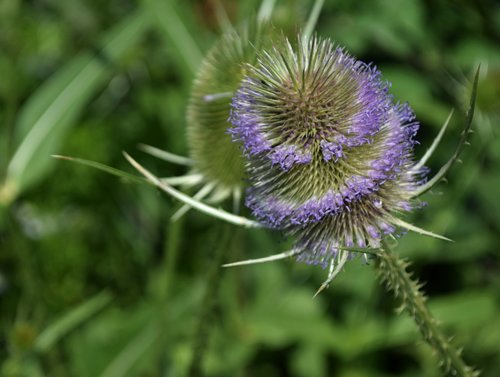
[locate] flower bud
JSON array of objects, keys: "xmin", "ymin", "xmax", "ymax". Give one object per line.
[
  {"xmin": 186, "ymin": 22, "xmax": 274, "ymax": 199},
  {"xmin": 230, "ymin": 36, "xmax": 424, "ymax": 266}
]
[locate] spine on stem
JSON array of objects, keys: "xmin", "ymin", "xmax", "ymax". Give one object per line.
[{"xmin": 375, "ymin": 242, "xmax": 479, "ymax": 377}]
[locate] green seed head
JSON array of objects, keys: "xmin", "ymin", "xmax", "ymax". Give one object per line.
[{"xmin": 186, "ymin": 21, "xmax": 274, "ymax": 193}]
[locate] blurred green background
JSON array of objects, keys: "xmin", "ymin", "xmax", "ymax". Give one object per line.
[{"xmin": 1, "ymin": 0, "xmax": 499, "ymax": 376}]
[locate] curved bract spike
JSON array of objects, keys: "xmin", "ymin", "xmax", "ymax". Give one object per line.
[
  {"xmin": 411, "ymin": 109, "xmax": 454, "ymax": 173},
  {"xmin": 52, "ymin": 155, "xmax": 146, "ymax": 185},
  {"xmin": 313, "ymin": 250, "xmax": 349, "ymax": 298},
  {"xmin": 389, "ymin": 217, "xmax": 453, "ymax": 242},
  {"xmin": 203, "ymin": 92, "xmax": 233, "ymax": 102},
  {"xmin": 222, "ymin": 249, "xmax": 300, "ymax": 267},
  {"xmin": 171, "ymin": 182, "xmax": 216, "ymax": 222},
  {"xmin": 138, "ymin": 144, "xmax": 193, "ymax": 166},
  {"xmin": 161, "ymin": 174, "xmax": 204, "ymax": 187},
  {"xmin": 205, "ymin": 186, "xmax": 232, "ymax": 204},
  {"xmin": 124, "ymin": 152, "xmax": 262, "ymax": 229},
  {"xmin": 412, "ymin": 66, "xmax": 480, "ymax": 198},
  {"xmin": 232, "ymin": 187, "xmax": 242, "ymax": 214},
  {"xmin": 337, "ymin": 245, "xmax": 380, "ymax": 256}
]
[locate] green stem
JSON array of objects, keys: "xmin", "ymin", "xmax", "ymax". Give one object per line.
[
  {"xmin": 375, "ymin": 241, "xmax": 478, "ymax": 377},
  {"xmin": 303, "ymin": 0, "xmax": 325, "ymax": 40},
  {"xmin": 187, "ymin": 223, "xmax": 234, "ymax": 377},
  {"xmin": 155, "ymin": 211, "xmax": 184, "ymax": 371},
  {"xmin": 258, "ymin": 0, "xmax": 276, "ymax": 23},
  {"xmin": 161, "ymin": 217, "xmax": 184, "ymax": 300}
]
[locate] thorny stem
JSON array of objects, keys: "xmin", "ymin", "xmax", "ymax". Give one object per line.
[
  {"xmin": 187, "ymin": 223, "xmax": 235, "ymax": 377},
  {"xmin": 375, "ymin": 240, "xmax": 479, "ymax": 377}
]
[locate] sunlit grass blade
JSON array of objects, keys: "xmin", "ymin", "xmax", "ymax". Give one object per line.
[
  {"xmin": 34, "ymin": 290, "xmax": 113, "ymax": 353},
  {"xmin": 412, "ymin": 66, "xmax": 480, "ymax": 197},
  {"xmin": 4, "ymin": 10, "xmax": 149, "ymax": 204},
  {"xmin": 52, "ymin": 155, "xmax": 146, "ymax": 185}
]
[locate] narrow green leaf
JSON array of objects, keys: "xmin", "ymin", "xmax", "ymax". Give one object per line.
[
  {"xmin": 143, "ymin": 0, "xmax": 202, "ymax": 77},
  {"xmin": 4, "ymin": 9, "xmax": 149, "ymax": 203},
  {"xmin": 303, "ymin": 0, "xmax": 325, "ymax": 41},
  {"xmin": 35, "ymin": 290, "xmax": 113, "ymax": 353},
  {"xmin": 99, "ymin": 323, "xmax": 160, "ymax": 377}
]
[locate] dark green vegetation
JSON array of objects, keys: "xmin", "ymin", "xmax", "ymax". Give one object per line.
[{"xmin": 1, "ymin": 1, "xmax": 499, "ymax": 376}]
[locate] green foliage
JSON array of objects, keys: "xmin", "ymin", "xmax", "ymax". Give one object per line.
[
  {"xmin": 1, "ymin": 1, "xmax": 499, "ymax": 376},
  {"xmin": 1, "ymin": 9, "xmax": 150, "ymax": 203}
]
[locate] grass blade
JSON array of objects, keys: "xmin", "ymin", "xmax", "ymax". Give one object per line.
[
  {"xmin": 35, "ymin": 290, "xmax": 113, "ymax": 353},
  {"xmin": 143, "ymin": 0, "xmax": 202, "ymax": 77},
  {"xmin": 4, "ymin": 9, "xmax": 149, "ymax": 203},
  {"xmin": 100, "ymin": 323, "xmax": 160, "ymax": 377}
]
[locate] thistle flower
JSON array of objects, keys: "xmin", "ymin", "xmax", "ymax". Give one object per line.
[
  {"xmin": 123, "ymin": 24, "xmax": 480, "ymax": 377},
  {"xmin": 229, "ymin": 36, "xmax": 452, "ymax": 285},
  {"xmin": 57, "ymin": 20, "xmax": 480, "ymax": 375}
]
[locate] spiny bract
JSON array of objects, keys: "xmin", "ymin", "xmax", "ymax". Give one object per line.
[{"xmin": 230, "ymin": 36, "xmax": 426, "ymax": 266}]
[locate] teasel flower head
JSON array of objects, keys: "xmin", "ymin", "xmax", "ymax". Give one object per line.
[{"xmin": 229, "ymin": 35, "xmax": 441, "ymax": 272}]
